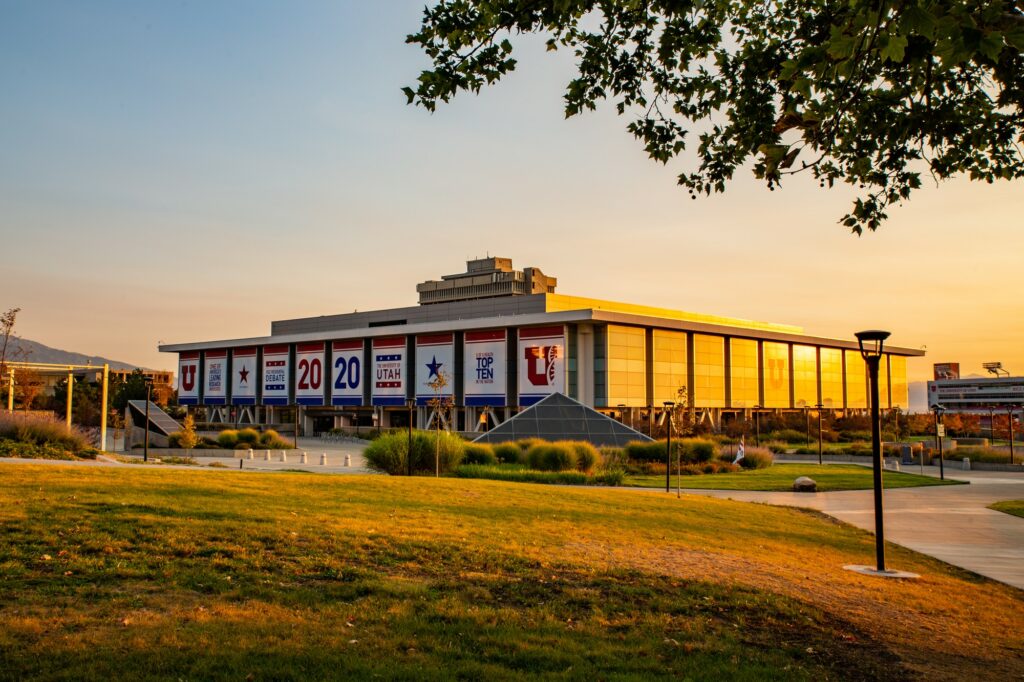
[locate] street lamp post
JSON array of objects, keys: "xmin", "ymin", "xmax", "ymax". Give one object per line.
[
  {"xmin": 804, "ymin": 405, "xmax": 810, "ymax": 448},
  {"xmin": 406, "ymin": 398, "xmax": 415, "ymax": 476},
  {"xmin": 932, "ymin": 404, "xmax": 945, "ymax": 481},
  {"xmin": 617, "ymin": 404, "xmax": 626, "ymax": 428},
  {"xmin": 855, "ymin": 329, "xmax": 890, "ymax": 573},
  {"xmin": 143, "ymin": 378, "xmax": 153, "ymax": 463},
  {"xmin": 663, "ymin": 401, "xmax": 675, "ymax": 494},
  {"xmin": 647, "ymin": 404, "xmax": 654, "ymax": 438},
  {"xmin": 1008, "ymin": 405, "xmax": 1017, "ymax": 465},
  {"xmin": 989, "ymin": 407, "xmax": 996, "ymax": 445},
  {"xmin": 815, "ymin": 403, "xmax": 824, "ymax": 466},
  {"xmin": 752, "ymin": 405, "xmax": 761, "ymax": 446}
]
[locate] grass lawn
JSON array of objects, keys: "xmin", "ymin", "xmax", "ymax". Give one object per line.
[
  {"xmin": 989, "ymin": 500, "xmax": 1024, "ymax": 519},
  {"xmin": 624, "ymin": 463, "xmax": 963, "ymax": 492},
  {"xmin": 1, "ymin": 465, "xmax": 1020, "ymax": 680}
]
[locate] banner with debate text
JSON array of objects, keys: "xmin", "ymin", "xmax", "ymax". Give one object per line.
[{"xmin": 262, "ymin": 344, "xmax": 290, "ymax": 406}]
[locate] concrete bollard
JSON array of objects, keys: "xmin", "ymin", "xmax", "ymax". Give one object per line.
[
  {"xmin": 280, "ymin": 451, "xmax": 287, "ymax": 463},
  {"xmin": 264, "ymin": 450, "xmax": 271, "ymax": 461},
  {"xmin": 247, "ymin": 449, "xmax": 254, "ymax": 460},
  {"xmin": 301, "ymin": 452, "xmax": 307, "ymax": 464},
  {"xmin": 963, "ymin": 457, "xmax": 971, "ymax": 471},
  {"xmin": 893, "ymin": 460, "xmax": 900, "ymax": 472},
  {"xmin": 320, "ymin": 452, "xmax": 327, "ymax": 466},
  {"xmin": 345, "ymin": 454, "xmax": 351, "ymax": 467}
]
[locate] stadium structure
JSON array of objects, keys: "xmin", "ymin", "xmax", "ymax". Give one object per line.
[{"xmin": 159, "ymin": 258, "xmax": 923, "ymax": 434}]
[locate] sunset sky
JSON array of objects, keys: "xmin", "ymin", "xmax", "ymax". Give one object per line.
[{"xmin": 2, "ymin": 1, "xmax": 1022, "ymax": 386}]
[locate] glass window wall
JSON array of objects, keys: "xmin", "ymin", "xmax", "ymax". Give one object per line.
[
  {"xmin": 606, "ymin": 325, "xmax": 646, "ymax": 406},
  {"xmin": 819, "ymin": 348, "xmax": 843, "ymax": 409},
  {"xmin": 730, "ymin": 338, "xmax": 759, "ymax": 408},
  {"xmin": 693, "ymin": 334, "xmax": 725, "ymax": 407},
  {"xmin": 763, "ymin": 342, "xmax": 790, "ymax": 408},
  {"xmin": 653, "ymin": 330, "xmax": 687, "ymax": 405},
  {"xmin": 793, "ymin": 345, "xmax": 818, "ymax": 408}
]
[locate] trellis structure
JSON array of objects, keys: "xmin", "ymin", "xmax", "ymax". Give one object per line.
[{"xmin": 3, "ymin": 361, "xmax": 110, "ymax": 449}]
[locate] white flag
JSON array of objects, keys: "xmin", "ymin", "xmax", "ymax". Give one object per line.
[{"xmin": 733, "ymin": 435, "xmax": 745, "ymax": 465}]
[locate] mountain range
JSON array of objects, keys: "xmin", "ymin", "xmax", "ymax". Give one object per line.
[{"xmin": 1, "ymin": 337, "xmax": 138, "ymax": 371}]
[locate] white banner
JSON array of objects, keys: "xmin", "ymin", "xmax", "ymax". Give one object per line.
[
  {"xmin": 262, "ymin": 344, "xmax": 290, "ymax": 406},
  {"xmin": 231, "ymin": 348, "xmax": 257, "ymax": 404},
  {"xmin": 518, "ymin": 326, "xmax": 565, "ymax": 406},
  {"xmin": 178, "ymin": 352, "xmax": 199, "ymax": 405},
  {"xmin": 295, "ymin": 342, "xmax": 326, "ymax": 406},
  {"xmin": 203, "ymin": 350, "xmax": 228, "ymax": 405},
  {"xmin": 331, "ymin": 340, "xmax": 363, "ymax": 406},
  {"xmin": 415, "ymin": 333, "xmax": 454, "ymax": 406},
  {"xmin": 464, "ymin": 330, "xmax": 506, "ymax": 406},
  {"xmin": 372, "ymin": 337, "xmax": 406, "ymax": 406}
]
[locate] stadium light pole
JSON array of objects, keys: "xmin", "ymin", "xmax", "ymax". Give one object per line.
[
  {"xmin": 931, "ymin": 404, "xmax": 946, "ymax": 480},
  {"xmin": 406, "ymin": 398, "xmax": 415, "ymax": 476},
  {"xmin": 663, "ymin": 401, "xmax": 675, "ymax": 493},
  {"xmin": 856, "ymin": 329, "xmax": 890, "ymax": 573},
  {"xmin": 815, "ymin": 403, "xmax": 824, "ymax": 465}
]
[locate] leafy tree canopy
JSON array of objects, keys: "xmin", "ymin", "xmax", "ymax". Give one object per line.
[{"xmin": 405, "ymin": 0, "xmax": 1024, "ymax": 232}]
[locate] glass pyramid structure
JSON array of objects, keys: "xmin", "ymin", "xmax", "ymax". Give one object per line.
[{"xmin": 472, "ymin": 393, "xmax": 653, "ymax": 447}]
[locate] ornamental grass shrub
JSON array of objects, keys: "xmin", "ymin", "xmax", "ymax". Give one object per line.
[
  {"xmin": 947, "ymin": 447, "xmax": 1012, "ymax": 463},
  {"xmin": 769, "ymin": 429, "xmax": 807, "ymax": 444},
  {"xmin": 236, "ymin": 428, "xmax": 260, "ymax": 444},
  {"xmin": 493, "ymin": 442, "xmax": 523, "ymax": 464},
  {"xmin": 452, "ymin": 465, "xmax": 588, "ymax": 486},
  {"xmin": 680, "ymin": 438, "xmax": 716, "ymax": 463},
  {"xmin": 364, "ymin": 430, "xmax": 465, "ymax": 475},
  {"xmin": 0, "ymin": 411, "xmax": 91, "ymax": 453},
  {"xmin": 567, "ymin": 441, "xmax": 600, "ymax": 472},
  {"xmin": 462, "ymin": 442, "xmax": 497, "ymax": 465},
  {"xmin": 526, "ymin": 442, "xmax": 577, "ymax": 472},
  {"xmin": 738, "ymin": 446, "xmax": 774, "ymax": 470},
  {"xmin": 216, "ymin": 430, "xmax": 239, "ymax": 448}
]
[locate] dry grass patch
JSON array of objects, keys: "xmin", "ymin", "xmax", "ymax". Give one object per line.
[{"xmin": 0, "ymin": 465, "xmax": 1020, "ymax": 681}]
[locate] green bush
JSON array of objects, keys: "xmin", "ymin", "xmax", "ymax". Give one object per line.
[
  {"xmin": 167, "ymin": 432, "xmax": 182, "ymax": 448},
  {"xmin": 236, "ymin": 428, "xmax": 260, "ymax": 444},
  {"xmin": 765, "ymin": 441, "xmax": 788, "ymax": 454},
  {"xmin": 216, "ymin": 430, "xmax": 239, "ymax": 448},
  {"xmin": 624, "ymin": 440, "xmax": 666, "ymax": 462},
  {"xmin": 462, "ymin": 442, "xmax": 497, "ymax": 465},
  {"xmin": 599, "ymin": 446, "xmax": 627, "ymax": 469},
  {"xmin": 526, "ymin": 442, "xmax": 577, "ymax": 472},
  {"xmin": 566, "ymin": 441, "xmax": 600, "ymax": 472},
  {"xmin": 738, "ymin": 446, "xmax": 774, "ymax": 469},
  {"xmin": 839, "ymin": 430, "xmax": 873, "ymax": 443},
  {"xmin": 769, "ymin": 429, "xmax": 807, "ymax": 444},
  {"xmin": 0, "ymin": 437, "xmax": 95, "ymax": 460},
  {"xmin": 680, "ymin": 438, "xmax": 716, "ymax": 463},
  {"xmin": 593, "ymin": 469, "xmax": 625, "ymax": 486},
  {"xmin": 515, "ymin": 437, "xmax": 543, "ymax": 452},
  {"xmin": 493, "ymin": 442, "xmax": 523, "ymax": 464},
  {"xmin": 947, "ymin": 447, "xmax": 1011, "ymax": 463},
  {"xmin": 364, "ymin": 430, "xmax": 465, "ymax": 475}
]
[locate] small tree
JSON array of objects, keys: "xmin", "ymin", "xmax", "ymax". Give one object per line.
[
  {"xmin": 16, "ymin": 368, "xmax": 44, "ymax": 411},
  {"xmin": 426, "ymin": 369, "xmax": 454, "ymax": 477},
  {"xmin": 0, "ymin": 307, "xmax": 20, "ymax": 379},
  {"xmin": 178, "ymin": 413, "xmax": 200, "ymax": 453}
]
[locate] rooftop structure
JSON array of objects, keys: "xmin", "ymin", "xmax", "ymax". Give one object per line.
[
  {"xmin": 928, "ymin": 376, "xmax": 1024, "ymax": 412},
  {"xmin": 416, "ymin": 257, "xmax": 557, "ymax": 305}
]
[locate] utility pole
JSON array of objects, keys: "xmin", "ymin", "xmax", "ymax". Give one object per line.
[{"xmin": 65, "ymin": 370, "xmax": 74, "ymax": 431}]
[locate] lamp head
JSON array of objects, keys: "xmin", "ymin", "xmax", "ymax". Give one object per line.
[
  {"xmin": 931, "ymin": 403, "xmax": 945, "ymax": 414},
  {"xmin": 662, "ymin": 401, "xmax": 675, "ymax": 408},
  {"xmin": 855, "ymin": 330, "xmax": 890, "ymax": 359}
]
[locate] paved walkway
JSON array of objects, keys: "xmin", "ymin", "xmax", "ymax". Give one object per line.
[{"xmin": 676, "ymin": 465, "xmax": 1024, "ymax": 590}]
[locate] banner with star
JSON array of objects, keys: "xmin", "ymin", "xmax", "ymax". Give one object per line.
[
  {"xmin": 203, "ymin": 349, "xmax": 228, "ymax": 405},
  {"xmin": 231, "ymin": 347, "xmax": 257, "ymax": 405},
  {"xmin": 415, "ymin": 333, "xmax": 454, "ymax": 406}
]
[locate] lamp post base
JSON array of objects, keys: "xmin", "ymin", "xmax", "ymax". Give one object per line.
[{"xmin": 843, "ymin": 565, "xmax": 920, "ymax": 579}]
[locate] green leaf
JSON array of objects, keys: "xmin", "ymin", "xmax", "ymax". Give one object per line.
[
  {"xmin": 978, "ymin": 32, "xmax": 1003, "ymax": 61},
  {"xmin": 902, "ymin": 5, "xmax": 937, "ymax": 39},
  {"xmin": 880, "ymin": 35, "xmax": 908, "ymax": 63}
]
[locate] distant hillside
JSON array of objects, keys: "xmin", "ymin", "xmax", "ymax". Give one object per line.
[{"xmin": 1, "ymin": 337, "xmax": 138, "ymax": 371}]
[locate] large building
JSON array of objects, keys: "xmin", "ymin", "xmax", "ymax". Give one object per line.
[{"xmin": 160, "ymin": 258, "xmax": 922, "ymax": 434}]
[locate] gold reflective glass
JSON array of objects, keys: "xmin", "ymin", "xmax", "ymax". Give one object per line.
[
  {"xmin": 653, "ymin": 330, "xmax": 687, "ymax": 404},
  {"xmin": 763, "ymin": 342, "xmax": 790, "ymax": 408},
  {"xmin": 819, "ymin": 348, "xmax": 843, "ymax": 409},
  {"xmin": 607, "ymin": 325, "xmax": 646, "ymax": 406},
  {"xmin": 730, "ymin": 338, "xmax": 758, "ymax": 407},
  {"xmin": 890, "ymin": 355, "xmax": 908, "ymax": 409},
  {"xmin": 792, "ymin": 345, "xmax": 817, "ymax": 408},
  {"xmin": 694, "ymin": 334, "xmax": 725, "ymax": 407},
  {"xmin": 845, "ymin": 350, "xmax": 867, "ymax": 409}
]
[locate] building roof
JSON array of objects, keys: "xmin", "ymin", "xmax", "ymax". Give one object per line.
[
  {"xmin": 159, "ymin": 292, "xmax": 924, "ymax": 357},
  {"xmin": 472, "ymin": 392, "xmax": 652, "ymax": 447}
]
